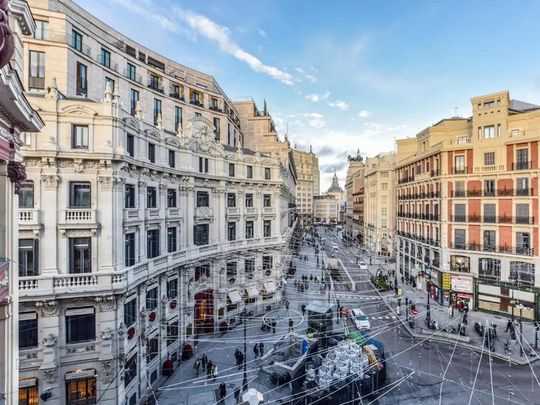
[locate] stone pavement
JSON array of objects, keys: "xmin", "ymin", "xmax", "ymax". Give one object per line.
[{"xmin": 349, "ymin": 245, "xmax": 540, "ymax": 366}]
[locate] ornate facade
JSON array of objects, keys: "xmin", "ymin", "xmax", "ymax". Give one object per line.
[{"xmin": 17, "ymin": 1, "xmax": 295, "ymax": 404}]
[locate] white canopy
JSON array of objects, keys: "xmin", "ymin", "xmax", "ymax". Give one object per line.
[
  {"xmin": 228, "ymin": 290, "xmax": 242, "ymax": 304},
  {"xmin": 246, "ymin": 286, "xmax": 259, "ymax": 298},
  {"xmin": 263, "ymin": 281, "xmax": 277, "ymax": 294}
]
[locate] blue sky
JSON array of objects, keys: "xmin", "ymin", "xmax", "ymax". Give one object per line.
[{"xmin": 77, "ymin": 0, "xmax": 540, "ymax": 190}]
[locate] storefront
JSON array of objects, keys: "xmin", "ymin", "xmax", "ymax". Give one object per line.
[
  {"xmin": 19, "ymin": 378, "xmax": 39, "ymax": 405},
  {"xmin": 476, "ymin": 280, "xmax": 538, "ymax": 320},
  {"xmin": 427, "ymin": 269, "xmax": 444, "ymax": 305},
  {"xmin": 449, "ymin": 275, "xmax": 474, "ymax": 309}
]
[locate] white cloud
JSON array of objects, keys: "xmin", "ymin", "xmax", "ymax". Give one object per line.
[
  {"xmin": 305, "ymin": 94, "xmax": 320, "ymax": 102},
  {"xmin": 305, "ymin": 74, "xmax": 317, "ymax": 83},
  {"xmin": 177, "ymin": 10, "xmax": 294, "ymax": 85},
  {"xmin": 329, "ymin": 100, "xmax": 350, "ymax": 111},
  {"xmin": 294, "ymin": 67, "xmax": 304, "ymax": 74},
  {"xmin": 358, "ymin": 110, "xmax": 372, "ymax": 118},
  {"xmin": 294, "ymin": 67, "xmax": 317, "ymax": 83},
  {"xmin": 257, "ymin": 28, "xmax": 267, "ymax": 38},
  {"xmin": 303, "ymin": 113, "xmax": 326, "ymax": 129}
]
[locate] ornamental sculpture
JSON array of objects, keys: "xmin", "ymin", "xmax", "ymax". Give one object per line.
[{"xmin": 0, "ymin": 0, "xmax": 14, "ymax": 69}]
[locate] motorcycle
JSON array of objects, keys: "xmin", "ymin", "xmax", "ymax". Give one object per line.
[{"xmin": 474, "ymin": 322, "xmax": 485, "ymax": 336}]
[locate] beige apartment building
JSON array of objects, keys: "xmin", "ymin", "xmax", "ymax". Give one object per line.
[
  {"xmin": 395, "ymin": 90, "xmax": 540, "ymax": 320},
  {"xmin": 364, "ymin": 153, "xmax": 396, "ymax": 257},
  {"xmin": 344, "ymin": 152, "xmax": 364, "ymax": 241},
  {"xmin": 291, "ymin": 147, "xmax": 320, "ymax": 226},
  {"xmin": 16, "ymin": 1, "xmax": 296, "ymax": 404},
  {"xmin": 313, "ymin": 195, "xmax": 339, "ymax": 224}
]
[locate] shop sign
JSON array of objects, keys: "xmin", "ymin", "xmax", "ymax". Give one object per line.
[
  {"xmin": 451, "ymin": 276, "xmax": 473, "ymax": 293},
  {"xmin": 442, "ymin": 273, "xmax": 451, "ymax": 290}
]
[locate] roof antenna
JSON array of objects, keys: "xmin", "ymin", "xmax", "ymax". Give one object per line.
[{"xmin": 454, "ymin": 107, "xmax": 458, "ymax": 117}]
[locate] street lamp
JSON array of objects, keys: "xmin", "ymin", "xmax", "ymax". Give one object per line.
[
  {"xmin": 517, "ymin": 304, "xmax": 524, "ymax": 357},
  {"xmin": 242, "ymin": 309, "xmax": 248, "ymax": 391},
  {"xmin": 426, "ymin": 267, "xmax": 431, "ymax": 327}
]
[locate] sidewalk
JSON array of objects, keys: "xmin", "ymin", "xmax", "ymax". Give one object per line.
[{"xmin": 352, "ymin": 246, "xmax": 540, "ymax": 366}]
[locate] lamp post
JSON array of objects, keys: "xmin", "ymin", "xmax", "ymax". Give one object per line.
[
  {"xmin": 242, "ymin": 309, "xmax": 248, "ymax": 391},
  {"xmin": 426, "ymin": 267, "xmax": 431, "ymax": 327},
  {"xmin": 517, "ymin": 304, "xmax": 524, "ymax": 357}
]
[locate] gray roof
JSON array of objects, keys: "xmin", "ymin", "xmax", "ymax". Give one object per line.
[{"xmin": 509, "ymin": 99, "xmax": 540, "ymax": 112}]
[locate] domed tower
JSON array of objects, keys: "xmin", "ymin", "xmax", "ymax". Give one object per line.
[{"xmin": 327, "ymin": 170, "xmax": 344, "ymax": 201}]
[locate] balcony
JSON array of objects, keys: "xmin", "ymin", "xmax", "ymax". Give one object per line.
[
  {"xmin": 516, "ymin": 188, "xmax": 534, "ymax": 196},
  {"xmin": 170, "ymin": 92, "xmax": 185, "ymax": 101},
  {"xmin": 166, "ymin": 207, "xmax": 182, "ymax": 219},
  {"xmin": 453, "ymin": 167, "xmax": 467, "ymax": 175},
  {"xmin": 262, "ymin": 207, "xmax": 276, "ymax": 217},
  {"xmin": 195, "ymin": 207, "xmax": 213, "ymax": 221},
  {"xmin": 430, "ymin": 169, "xmax": 440, "ymax": 177},
  {"xmin": 95, "ymin": 54, "xmax": 119, "ymax": 72},
  {"xmin": 244, "ymin": 207, "xmax": 258, "ymax": 218},
  {"xmin": 60, "ymin": 209, "xmax": 96, "ymax": 224},
  {"xmin": 147, "ymin": 79, "xmax": 164, "ymax": 93},
  {"xmin": 226, "ymin": 207, "xmax": 240, "ymax": 218},
  {"xmin": 123, "ymin": 69, "xmax": 143, "ymax": 84},
  {"xmin": 123, "ymin": 208, "xmax": 141, "ymax": 221},
  {"xmin": 450, "ymin": 243, "xmax": 535, "ymax": 256},
  {"xmin": 18, "ymin": 209, "xmax": 41, "ymax": 227},
  {"xmin": 209, "ymin": 105, "xmax": 223, "ymax": 113},
  {"xmin": 145, "ymin": 208, "xmax": 161, "ymax": 220},
  {"xmin": 451, "ymin": 215, "xmax": 467, "ymax": 222},
  {"xmin": 190, "ymin": 99, "xmax": 204, "ymax": 108},
  {"xmin": 512, "ymin": 161, "xmax": 532, "ymax": 171}
]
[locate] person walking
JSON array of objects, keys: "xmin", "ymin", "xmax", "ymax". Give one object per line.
[
  {"xmin": 201, "ymin": 353, "xmax": 208, "ymax": 371},
  {"xmin": 206, "ymin": 360, "xmax": 213, "ymax": 379},
  {"xmin": 237, "ymin": 351, "xmax": 244, "ymax": 370},
  {"xmin": 219, "ymin": 382, "xmax": 227, "ymax": 400},
  {"xmin": 288, "ymin": 318, "xmax": 294, "ymax": 332},
  {"xmin": 253, "ymin": 343, "xmax": 259, "ymax": 358},
  {"xmin": 285, "ymin": 299, "xmax": 289, "ymax": 310},
  {"xmin": 259, "ymin": 342, "xmax": 264, "ymax": 356},
  {"xmin": 234, "ymin": 349, "xmax": 240, "ymax": 367},
  {"xmin": 272, "ymin": 319, "xmax": 277, "ymax": 334},
  {"xmin": 212, "ymin": 364, "xmax": 218, "ymax": 381},
  {"xmin": 193, "ymin": 357, "xmax": 201, "ymax": 377},
  {"xmin": 448, "ymin": 305, "xmax": 453, "ymax": 318},
  {"xmin": 505, "ymin": 319, "xmax": 513, "ymax": 333},
  {"xmin": 301, "ymin": 304, "xmax": 306, "ymax": 316}
]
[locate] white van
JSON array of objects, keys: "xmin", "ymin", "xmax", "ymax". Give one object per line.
[
  {"xmin": 351, "ymin": 308, "xmax": 371, "ymax": 330},
  {"xmin": 358, "ymin": 261, "xmax": 368, "ymax": 270}
]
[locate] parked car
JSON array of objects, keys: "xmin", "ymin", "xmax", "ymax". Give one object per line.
[
  {"xmin": 332, "ymin": 244, "xmax": 339, "ymax": 251},
  {"xmin": 358, "ymin": 261, "xmax": 368, "ymax": 270},
  {"xmin": 351, "ymin": 309, "xmax": 371, "ymax": 330}
]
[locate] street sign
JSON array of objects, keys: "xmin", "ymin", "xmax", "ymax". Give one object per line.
[{"xmin": 442, "ymin": 273, "xmax": 451, "ymax": 290}]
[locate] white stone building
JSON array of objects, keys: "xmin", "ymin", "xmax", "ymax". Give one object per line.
[
  {"xmin": 313, "ymin": 195, "xmax": 339, "ymax": 224},
  {"xmin": 16, "ymin": 1, "xmax": 296, "ymax": 403}
]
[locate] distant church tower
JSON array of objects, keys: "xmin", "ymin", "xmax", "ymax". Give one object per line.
[{"xmin": 327, "ymin": 170, "xmax": 344, "ymax": 201}]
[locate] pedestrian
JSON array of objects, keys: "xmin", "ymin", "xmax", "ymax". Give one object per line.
[
  {"xmin": 234, "ymin": 387, "xmax": 241, "ymax": 403},
  {"xmin": 253, "ymin": 343, "xmax": 259, "ymax": 358},
  {"xmin": 206, "ymin": 361, "xmax": 213, "ymax": 379},
  {"xmin": 212, "ymin": 364, "xmax": 218, "ymax": 381},
  {"xmin": 310, "ymin": 274, "xmax": 313, "ymax": 281},
  {"xmin": 505, "ymin": 319, "xmax": 513, "ymax": 333},
  {"xmin": 234, "ymin": 349, "xmax": 240, "ymax": 366},
  {"xmin": 272, "ymin": 319, "xmax": 277, "ymax": 334},
  {"xmin": 448, "ymin": 305, "xmax": 453, "ymax": 318},
  {"xmin": 219, "ymin": 382, "xmax": 227, "ymax": 399},
  {"xmin": 237, "ymin": 351, "xmax": 244, "ymax": 370},
  {"xmin": 201, "ymin": 353, "xmax": 208, "ymax": 371},
  {"xmin": 193, "ymin": 357, "xmax": 201, "ymax": 377},
  {"xmin": 288, "ymin": 318, "xmax": 294, "ymax": 332},
  {"xmin": 285, "ymin": 299, "xmax": 289, "ymax": 310},
  {"xmin": 301, "ymin": 304, "xmax": 306, "ymax": 316},
  {"xmin": 259, "ymin": 342, "xmax": 264, "ymax": 356}
]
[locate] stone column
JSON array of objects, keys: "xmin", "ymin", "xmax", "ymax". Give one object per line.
[
  {"xmin": 138, "ymin": 180, "xmax": 147, "ymax": 260},
  {"xmin": 40, "ymin": 173, "xmax": 60, "ymax": 274}
]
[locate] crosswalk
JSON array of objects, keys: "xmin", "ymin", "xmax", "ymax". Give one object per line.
[{"xmin": 370, "ymin": 315, "xmax": 398, "ymax": 320}]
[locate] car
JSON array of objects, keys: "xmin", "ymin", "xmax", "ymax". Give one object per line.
[
  {"xmin": 351, "ymin": 308, "xmax": 371, "ymax": 330},
  {"xmin": 358, "ymin": 261, "xmax": 368, "ymax": 270},
  {"xmin": 332, "ymin": 244, "xmax": 339, "ymax": 251}
]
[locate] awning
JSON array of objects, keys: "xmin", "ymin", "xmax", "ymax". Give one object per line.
[
  {"xmin": 246, "ymin": 286, "xmax": 259, "ymax": 298},
  {"xmin": 228, "ymin": 290, "xmax": 242, "ymax": 304},
  {"xmin": 19, "ymin": 378, "xmax": 38, "ymax": 388},
  {"xmin": 263, "ymin": 281, "xmax": 277, "ymax": 294},
  {"xmin": 65, "ymin": 369, "xmax": 96, "ymax": 381}
]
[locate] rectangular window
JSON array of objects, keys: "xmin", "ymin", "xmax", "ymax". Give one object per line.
[
  {"xmin": 146, "ymin": 187, "xmax": 157, "ymax": 208},
  {"xmin": 167, "ymin": 189, "xmax": 177, "ymax": 208},
  {"xmin": 195, "ymin": 265, "xmax": 210, "ymax": 281},
  {"xmin": 483, "ymin": 125, "xmax": 495, "ymax": 139},
  {"xmin": 69, "ymin": 182, "xmax": 91, "ymax": 208},
  {"xmin": 147, "ymin": 337, "xmax": 159, "ymax": 362},
  {"xmin": 127, "ymin": 63, "xmax": 136, "ymax": 81},
  {"xmin": 34, "ymin": 20, "xmax": 48, "ymax": 40},
  {"xmin": 516, "ymin": 232, "xmax": 530, "ymax": 254},
  {"xmin": 149, "ymin": 74, "xmax": 161, "ymax": 91},
  {"xmin": 263, "ymin": 256, "xmax": 273, "ymax": 270},
  {"xmin": 66, "ymin": 377, "xmax": 97, "ymax": 405},
  {"xmin": 247, "ymin": 166, "xmax": 253, "ymax": 179},
  {"xmin": 483, "ymin": 204, "xmax": 496, "ymax": 223},
  {"xmin": 69, "ymin": 237, "xmax": 91, "ymax": 273},
  {"xmin": 130, "ymin": 89, "xmax": 139, "ymax": 116},
  {"xmin": 66, "ymin": 308, "xmax": 95, "ymax": 343},
  {"xmin": 167, "ymin": 321, "xmax": 179, "ymax": 347},
  {"xmin": 245, "ymin": 221, "xmax": 254, "ymax": 239},
  {"xmin": 226, "ymin": 261, "xmax": 237, "ymax": 277},
  {"xmin": 170, "ymin": 83, "xmax": 180, "ymax": 98},
  {"xmin": 510, "ymin": 262, "xmax": 535, "ymax": 286},
  {"xmin": 263, "ymin": 194, "xmax": 271, "ymax": 207},
  {"xmin": 454, "ymin": 181, "xmax": 465, "ymax": 197},
  {"xmin": 100, "ymin": 48, "xmax": 111, "ymax": 68},
  {"xmin": 146, "ymin": 287, "xmax": 158, "ymax": 311},
  {"xmin": 126, "ymin": 133, "xmax": 135, "ymax": 157},
  {"xmin": 454, "ymin": 204, "xmax": 466, "ymax": 222},
  {"xmin": 71, "ymin": 125, "xmax": 89, "ymax": 149},
  {"xmin": 193, "ymin": 224, "xmax": 209, "ymax": 246},
  {"xmin": 198, "ymin": 157, "xmax": 209, "ymax": 173},
  {"xmin": 169, "ymin": 150, "xmax": 176, "ymax": 168},
  {"xmin": 227, "ymin": 222, "xmax": 236, "ymax": 241},
  {"xmin": 454, "ymin": 229, "xmax": 466, "ymax": 249},
  {"xmin": 264, "ymin": 168, "xmax": 271, "ymax": 180},
  {"xmin": 28, "ymin": 51, "xmax": 45, "ymax": 89},
  {"xmin": 19, "ymin": 182, "xmax": 34, "ymax": 208},
  {"xmin": 516, "ymin": 177, "xmax": 529, "ymax": 196},
  {"xmin": 175, "ymin": 106, "xmax": 183, "ymax": 131},
  {"xmin": 516, "ymin": 203, "xmax": 530, "ymax": 224},
  {"xmin": 479, "ymin": 258, "xmax": 501, "ymax": 280},
  {"xmin": 516, "ymin": 149, "xmax": 529, "ymax": 170},
  {"xmin": 245, "ymin": 258, "xmax": 255, "ymax": 279},
  {"xmin": 147, "ymin": 230, "xmax": 160, "ymax": 258},
  {"xmin": 72, "ymin": 30, "xmax": 82, "ymax": 51},
  {"xmin": 227, "ymin": 193, "xmax": 236, "ymax": 207},
  {"xmin": 153, "ymin": 98, "xmax": 162, "ymax": 125},
  {"xmin": 381, "ymin": 183, "xmax": 388, "ymax": 191},
  {"xmin": 213, "ymin": 117, "xmax": 220, "ymax": 141},
  {"xmin": 124, "ymin": 298, "xmax": 137, "ymax": 327},
  {"xmin": 229, "ymin": 163, "xmax": 235, "ymax": 177},
  {"xmin": 124, "ymin": 354, "xmax": 137, "ymax": 387},
  {"xmin": 484, "ymin": 152, "xmax": 495, "ymax": 166},
  {"xmin": 484, "ymin": 180, "xmax": 495, "ymax": 196},
  {"xmin": 167, "ymin": 227, "xmax": 177, "ymax": 253},
  {"xmin": 263, "ymin": 220, "xmax": 271, "ymax": 237},
  {"xmin": 105, "ymin": 76, "xmax": 115, "ymax": 92},
  {"xmin": 19, "ymin": 239, "xmax": 39, "ymax": 277},
  {"xmin": 148, "ymin": 143, "xmax": 155, "ymax": 163},
  {"xmin": 245, "ymin": 193, "xmax": 253, "ymax": 207},
  {"xmin": 196, "ymin": 191, "xmax": 209, "ymax": 207},
  {"xmin": 483, "ymin": 230, "xmax": 496, "ymax": 251},
  {"xmin": 124, "ymin": 233, "xmax": 136, "ymax": 267},
  {"xmin": 167, "ymin": 278, "xmax": 178, "ymax": 298},
  {"xmin": 454, "ymin": 155, "xmax": 465, "ymax": 174},
  {"xmin": 125, "ymin": 184, "xmax": 136, "ymax": 208},
  {"xmin": 19, "ymin": 313, "xmax": 38, "ymax": 349},
  {"xmin": 76, "ymin": 62, "xmax": 87, "ymax": 96}
]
